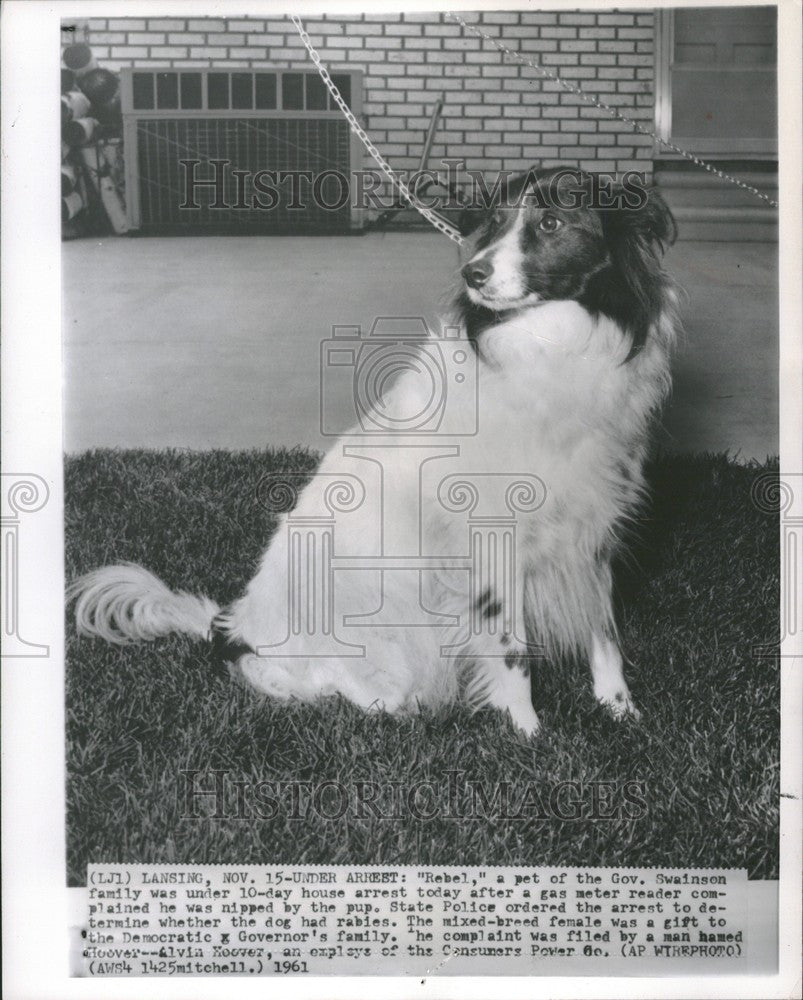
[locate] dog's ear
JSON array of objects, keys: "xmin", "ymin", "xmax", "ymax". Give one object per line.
[
  {"xmin": 458, "ymin": 205, "xmax": 486, "ymax": 236},
  {"xmin": 635, "ymin": 188, "xmax": 677, "ymax": 252},
  {"xmin": 458, "ymin": 172, "xmax": 519, "ymax": 234},
  {"xmin": 600, "ymin": 187, "xmax": 677, "ymax": 256},
  {"xmin": 594, "ymin": 189, "xmax": 677, "ymax": 359}
]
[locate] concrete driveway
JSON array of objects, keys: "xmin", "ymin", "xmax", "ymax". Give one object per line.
[{"xmin": 62, "ymin": 232, "xmax": 778, "ymax": 461}]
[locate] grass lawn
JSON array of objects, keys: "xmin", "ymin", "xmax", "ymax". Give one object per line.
[{"xmin": 65, "ymin": 449, "xmax": 779, "ymax": 887}]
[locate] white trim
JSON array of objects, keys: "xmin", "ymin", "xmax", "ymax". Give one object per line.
[
  {"xmin": 654, "ymin": 9, "xmax": 673, "ymax": 156},
  {"xmin": 662, "ymin": 138, "xmax": 778, "ymax": 157}
]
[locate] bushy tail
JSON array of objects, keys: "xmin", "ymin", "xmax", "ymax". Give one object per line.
[{"xmin": 68, "ymin": 563, "xmax": 220, "ymax": 644}]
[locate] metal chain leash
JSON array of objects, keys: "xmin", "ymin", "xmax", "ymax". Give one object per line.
[
  {"xmin": 291, "ymin": 13, "xmax": 778, "ymax": 239},
  {"xmin": 290, "ymin": 15, "xmax": 465, "ymax": 244},
  {"xmin": 447, "ymin": 12, "xmax": 779, "ymax": 209}
]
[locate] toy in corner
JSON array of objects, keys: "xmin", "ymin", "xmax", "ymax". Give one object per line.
[{"xmin": 61, "ymin": 38, "xmax": 127, "ymax": 239}]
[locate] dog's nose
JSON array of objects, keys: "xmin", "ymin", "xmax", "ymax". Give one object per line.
[{"xmin": 462, "ymin": 259, "xmax": 494, "ymax": 289}]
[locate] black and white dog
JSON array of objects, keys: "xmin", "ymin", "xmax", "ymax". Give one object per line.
[{"xmin": 71, "ymin": 168, "xmax": 678, "ymax": 737}]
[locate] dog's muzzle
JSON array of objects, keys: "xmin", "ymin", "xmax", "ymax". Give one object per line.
[{"xmin": 462, "ymin": 258, "xmax": 494, "ymax": 289}]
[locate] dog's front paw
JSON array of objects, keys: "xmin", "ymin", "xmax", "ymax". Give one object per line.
[
  {"xmin": 598, "ymin": 689, "xmax": 641, "ymax": 721},
  {"xmin": 507, "ymin": 703, "xmax": 542, "ymax": 739}
]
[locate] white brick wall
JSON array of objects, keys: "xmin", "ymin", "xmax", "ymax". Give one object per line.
[{"xmin": 77, "ymin": 11, "xmax": 655, "ymax": 186}]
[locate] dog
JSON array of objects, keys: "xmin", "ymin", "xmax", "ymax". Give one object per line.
[{"xmin": 70, "ymin": 168, "xmax": 679, "ymax": 737}]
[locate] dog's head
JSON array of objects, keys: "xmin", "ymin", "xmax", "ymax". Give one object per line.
[{"xmin": 457, "ymin": 168, "xmax": 676, "ymax": 356}]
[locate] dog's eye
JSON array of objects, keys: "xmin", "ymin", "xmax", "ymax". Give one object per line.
[{"xmin": 538, "ymin": 213, "xmax": 563, "ymax": 233}]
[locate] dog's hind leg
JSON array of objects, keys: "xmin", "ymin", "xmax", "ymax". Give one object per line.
[
  {"xmin": 589, "ymin": 633, "xmax": 641, "ymax": 720},
  {"xmin": 236, "ymin": 648, "xmax": 413, "ymax": 715}
]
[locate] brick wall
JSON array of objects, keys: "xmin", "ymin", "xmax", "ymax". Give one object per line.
[{"xmin": 76, "ymin": 10, "xmax": 655, "ymax": 197}]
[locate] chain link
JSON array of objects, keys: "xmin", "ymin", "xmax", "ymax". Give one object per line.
[
  {"xmin": 447, "ymin": 12, "xmax": 778, "ymax": 210},
  {"xmin": 290, "ymin": 15, "xmax": 465, "ymax": 244},
  {"xmin": 291, "ymin": 12, "xmax": 778, "ymax": 243}
]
